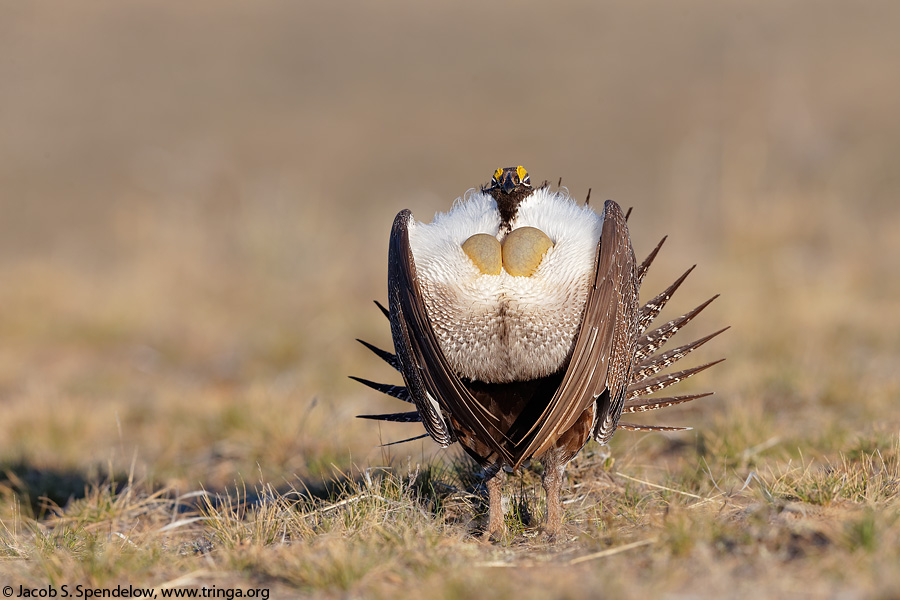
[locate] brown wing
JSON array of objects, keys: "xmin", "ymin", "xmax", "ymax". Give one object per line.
[
  {"xmin": 513, "ymin": 200, "xmax": 639, "ymax": 465},
  {"xmin": 388, "ymin": 210, "xmax": 515, "ymax": 461}
]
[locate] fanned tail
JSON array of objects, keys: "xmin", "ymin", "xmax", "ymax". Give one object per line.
[
  {"xmin": 620, "ymin": 239, "xmax": 726, "ymax": 431},
  {"xmin": 352, "ymin": 304, "xmax": 423, "ymax": 445}
]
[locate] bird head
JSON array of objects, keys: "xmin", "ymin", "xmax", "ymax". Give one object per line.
[{"xmin": 490, "ymin": 166, "xmax": 531, "ymax": 194}]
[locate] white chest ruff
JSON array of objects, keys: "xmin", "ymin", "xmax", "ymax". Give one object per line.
[{"xmin": 408, "ymin": 188, "xmax": 604, "ymax": 383}]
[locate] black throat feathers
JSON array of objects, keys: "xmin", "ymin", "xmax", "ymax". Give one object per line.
[{"xmin": 487, "ymin": 186, "xmax": 535, "ymax": 231}]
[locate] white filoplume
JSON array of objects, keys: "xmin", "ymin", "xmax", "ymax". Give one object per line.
[{"xmin": 408, "ymin": 186, "xmax": 604, "ymax": 384}]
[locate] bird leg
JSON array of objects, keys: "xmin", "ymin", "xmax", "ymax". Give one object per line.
[
  {"xmin": 483, "ymin": 467, "xmax": 506, "ymax": 541},
  {"xmin": 542, "ymin": 448, "xmax": 567, "ymax": 539}
]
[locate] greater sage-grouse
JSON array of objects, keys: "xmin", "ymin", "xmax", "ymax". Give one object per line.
[{"xmin": 354, "ymin": 167, "xmax": 726, "ymax": 538}]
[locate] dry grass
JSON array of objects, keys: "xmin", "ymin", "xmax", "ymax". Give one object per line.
[
  {"xmin": 2, "ymin": 0, "xmax": 899, "ymax": 597},
  {"xmin": 3, "ymin": 440, "xmax": 900, "ymax": 597}
]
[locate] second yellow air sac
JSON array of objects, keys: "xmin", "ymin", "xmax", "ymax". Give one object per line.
[{"xmin": 501, "ymin": 227, "xmax": 553, "ymax": 277}]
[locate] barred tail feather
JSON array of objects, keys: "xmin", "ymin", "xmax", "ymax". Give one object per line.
[
  {"xmin": 631, "ymin": 327, "xmax": 730, "ymax": 384},
  {"xmin": 638, "ymin": 266, "xmax": 695, "ymax": 334},
  {"xmin": 622, "ymin": 392, "xmax": 714, "ymax": 414},
  {"xmin": 618, "ymin": 423, "xmax": 692, "ymax": 432},
  {"xmin": 636, "ymin": 236, "xmax": 667, "ymax": 285},
  {"xmin": 626, "ymin": 359, "xmax": 725, "ymax": 400},
  {"xmin": 357, "ymin": 411, "xmax": 421, "ymax": 423},
  {"xmin": 636, "ymin": 295, "xmax": 719, "ymax": 362},
  {"xmin": 348, "ymin": 376, "xmax": 413, "ymax": 403},
  {"xmin": 356, "ymin": 339, "xmax": 401, "ymax": 371}
]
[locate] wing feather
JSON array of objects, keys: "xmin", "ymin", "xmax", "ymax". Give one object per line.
[
  {"xmin": 514, "ymin": 200, "xmax": 639, "ymax": 464},
  {"xmin": 388, "ymin": 210, "xmax": 514, "ymax": 460}
]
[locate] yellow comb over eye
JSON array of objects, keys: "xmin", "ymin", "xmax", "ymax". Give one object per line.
[
  {"xmin": 492, "ymin": 168, "xmax": 503, "ymax": 182},
  {"xmin": 516, "ymin": 166, "xmax": 528, "ymax": 182}
]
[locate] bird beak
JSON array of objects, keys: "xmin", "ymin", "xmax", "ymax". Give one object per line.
[{"xmin": 500, "ymin": 172, "xmax": 518, "ymax": 194}]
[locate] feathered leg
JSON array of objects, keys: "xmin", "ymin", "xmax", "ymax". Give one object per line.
[
  {"xmin": 542, "ymin": 448, "xmax": 567, "ymax": 540},
  {"xmin": 483, "ymin": 467, "xmax": 506, "ymax": 541}
]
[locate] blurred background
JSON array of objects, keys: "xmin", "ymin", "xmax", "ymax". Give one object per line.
[{"xmin": 1, "ymin": 0, "xmax": 898, "ymax": 494}]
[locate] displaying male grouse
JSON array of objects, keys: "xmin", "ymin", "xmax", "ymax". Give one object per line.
[{"xmin": 353, "ymin": 167, "xmax": 726, "ymax": 539}]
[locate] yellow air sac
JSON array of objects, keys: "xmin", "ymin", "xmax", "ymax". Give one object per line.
[
  {"xmin": 502, "ymin": 227, "xmax": 553, "ymax": 277},
  {"xmin": 462, "ymin": 233, "xmax": 502, "ymax": 275}
]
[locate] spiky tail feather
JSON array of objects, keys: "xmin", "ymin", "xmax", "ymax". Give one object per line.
[
  {"xmin": 358, "ymin": 411, "xmax": 421, "ymax": 422},
  {"xmin": 355, "ymin": 339, "xmax": 400, "ymax": 370},
  {"xmin": 631, "ymin": 328, "xmax": 729, "ymax": 384},
  {"xmin": 622, "ymin": 392, "xmax": 713, "ymax": 414},
  {"xmin": 380, "ymin": 433, "xmax": 429, "ymax": 446},
  {"xmin": 618, "ymin": 423, "xmax": 692, "ymax": 432},
  {"xmin": 636, "ymin": 295, "xmax": 720, "ymax": 362},
  {"xmin": 637, "ymin": 265, "xmax": 694, "ymax": 334},
  {"xmin": 636, "ymin": 236, "xmax": 666, "ymax": 285},
  {"xmin": 348, "ymin": 376, "xmax": 412, "ymax": 403}
]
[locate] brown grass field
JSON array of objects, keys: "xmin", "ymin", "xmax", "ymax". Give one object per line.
[{"xmin": 1, "ymin": 1, "xmax": 899, "ymax": 597}]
